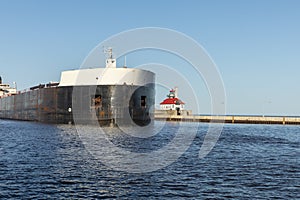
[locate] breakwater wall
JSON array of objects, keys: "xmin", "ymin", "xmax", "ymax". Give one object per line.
[{"xmin": 155, "ymin": 113, "xmax": 300, "ymax": 125}]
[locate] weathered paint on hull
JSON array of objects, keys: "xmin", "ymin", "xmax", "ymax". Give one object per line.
[{"xmin": 0, "ymin": 84, "xmax": 155, "ymax": 126}]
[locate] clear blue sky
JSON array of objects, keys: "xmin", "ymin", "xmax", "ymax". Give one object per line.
[{"xmin": 0, "ymin": 0, "xmax": 299, "ymax": 115}]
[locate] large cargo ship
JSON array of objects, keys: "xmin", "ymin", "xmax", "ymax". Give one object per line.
[{"xmin": 0, "ymin": 49, "xmax": 155, "ymax": 126}]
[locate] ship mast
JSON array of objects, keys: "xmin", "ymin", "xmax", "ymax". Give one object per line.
[{"xmin": 104, "ymin": 47, "xmax": 116, "ymax": 68}]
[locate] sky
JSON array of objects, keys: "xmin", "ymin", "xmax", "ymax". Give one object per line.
[{"xmin": 0, "ymin": 0, "xmax": 299, "ymax": 115}]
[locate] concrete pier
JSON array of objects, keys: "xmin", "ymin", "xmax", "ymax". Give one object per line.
[{"xmin": 154, "ymin": 112, "xmax": 300, "ymax": 125}]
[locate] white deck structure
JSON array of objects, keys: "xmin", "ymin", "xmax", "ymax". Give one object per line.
[{"xmin": 59, "ymin": 48, "xmax": 155, "ymax": 87}]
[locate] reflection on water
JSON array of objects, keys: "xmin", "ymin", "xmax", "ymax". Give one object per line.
[{"xmin": 0, "ymin": 120, "xmax": 299, "ymax": 199}]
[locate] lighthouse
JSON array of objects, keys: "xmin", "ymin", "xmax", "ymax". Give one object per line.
[{"xmin": 160, "ymin": 87, "xmax": 185, "ymax": 112}]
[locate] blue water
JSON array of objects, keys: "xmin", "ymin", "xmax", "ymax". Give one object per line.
[{"xmin": 0, "ymin": 120, "xmax": 299, "ymax": 199}]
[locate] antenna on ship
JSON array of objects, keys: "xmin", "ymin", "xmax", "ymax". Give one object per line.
[
  {"xmin": 123, "ymin": 56, "xmax": 127, "ymax": 68},
  {"xmin": 104, "ymin": 47, "xmax": 116, "ymax": 68}
]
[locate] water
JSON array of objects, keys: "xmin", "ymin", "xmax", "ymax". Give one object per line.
[{"xmin": 0, "ymin": 120, "xmax": 299, "ymax": 199}]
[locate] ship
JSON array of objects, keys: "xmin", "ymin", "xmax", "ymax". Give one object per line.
[{"xmin": 0, "ymin": 48, "xmax": 155, "ymax": 126}]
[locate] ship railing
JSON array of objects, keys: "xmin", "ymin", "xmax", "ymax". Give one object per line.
[{"xmin": 17, "ymin": 82, "xmax": 60, "ymax": 94}]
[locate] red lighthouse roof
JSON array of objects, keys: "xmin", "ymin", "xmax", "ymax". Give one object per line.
[
  {"xmin": 160, "ymin": 98, "xmax": 185, "ymax": 105},
  {"xmin": 160, "ymin": 88, "xmax": 185, "ymax": 105}
]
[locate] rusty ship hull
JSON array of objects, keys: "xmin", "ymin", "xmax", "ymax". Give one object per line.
[{"xmin": 0, "ymin": 84, "xmax": 155, "ymax": 126}]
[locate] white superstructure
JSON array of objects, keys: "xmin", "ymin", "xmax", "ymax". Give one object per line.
[
  {"xmin": 0, "ymin": 77, "xmax": 17, "ymax": 97},
  {"xmin": 58, "ymin": 48, "xmax": 155, "ymax": 87}
]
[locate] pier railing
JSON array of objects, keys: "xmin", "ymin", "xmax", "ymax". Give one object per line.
[{"xmin": 154, "ymin": 113, "xmax": 300, "ymax": 125}]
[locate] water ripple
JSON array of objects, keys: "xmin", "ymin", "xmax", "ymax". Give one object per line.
[{"xmin": 0, "ymin": 120, "xmax": 299, "ymax": 199}]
